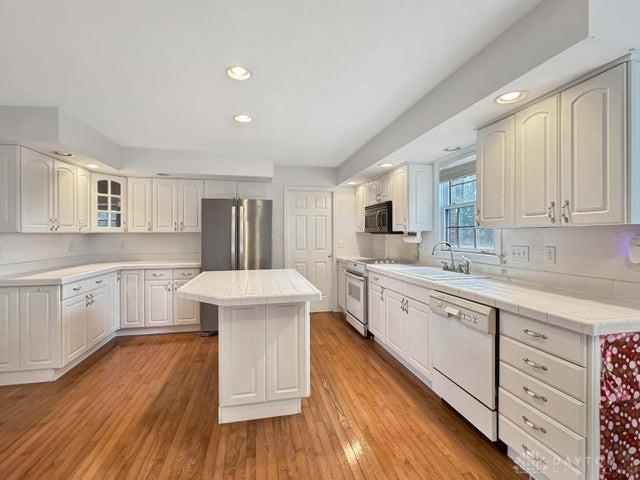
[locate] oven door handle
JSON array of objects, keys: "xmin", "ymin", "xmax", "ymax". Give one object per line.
[
  {"xmin": 375, "ymin": 210, "xmax": 381, "ymax": 232},
  {"xmin": 345, "ymin": 271, "xmax": 364, "ymax": 282}
]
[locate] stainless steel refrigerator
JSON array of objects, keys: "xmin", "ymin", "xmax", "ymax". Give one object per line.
[{"xmin": 200, "ymin": 198, "xmax": 272, "ymax": 334}]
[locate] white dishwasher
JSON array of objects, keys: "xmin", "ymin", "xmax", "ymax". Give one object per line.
[{"xmin": 430, "ymin": 290, "xmax": 497, "ymax": 441}]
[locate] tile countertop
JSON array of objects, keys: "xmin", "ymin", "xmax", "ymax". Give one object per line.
[
  {"xmin": 367, "ymin": 264, "xmax": 640, "ymax": 336},
  {"xmin": 177, "ymin": 269, "xmax": 322, "ymax": 307},
  {"xmin": 0, "ymin": 261, "xmax": 201, "ymax": 287}
]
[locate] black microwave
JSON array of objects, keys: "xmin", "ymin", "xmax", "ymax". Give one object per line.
[{"xmin": 364, "ymin": 201, "xmax": 399, "ymax": 234}]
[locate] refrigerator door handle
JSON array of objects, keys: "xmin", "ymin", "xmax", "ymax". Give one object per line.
[
  {"xmin": 238, "ymin": 205, "xmax": 245, "ymax": 269},
  {"xmin": 231, "ymin": 205, "xmax": 237, "ymax": 269}
]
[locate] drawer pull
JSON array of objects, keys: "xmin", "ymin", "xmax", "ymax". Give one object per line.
[
  {"xmin": 522, "ymin": 444, "xmax": 546, "ymax": 465},
  {"xmin": 181, "ymin": 273, "xmax": 191, "ymax": 276},
  {"xmin": 523, "ymin": 358, "xmax": 548, "ymax": 371},
  {"xmin": 153, "ymin": 273, "xmax": 163, "ymax": 277},
  {"xmin": 72, "ymin": 286, "xmax": 82, "ymax": 291},
  {"xmin": 95, "ymin": 280, "xmax": 103, "ymax": 284},
  {"xmin": 522, "ymin": 415, "xmax": 547, "ymax": 434},
  {"xmin": 523, "ymin": 328, "xmax": 547, "ymax": 340},
  {"xmin": 523, "ymin": 386, "xmax": 547, "ymax": 402}
]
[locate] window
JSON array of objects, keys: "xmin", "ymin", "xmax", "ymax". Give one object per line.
[{"xmin": 439, "ymin": 159, "xmax": 495, "ymax": 253}]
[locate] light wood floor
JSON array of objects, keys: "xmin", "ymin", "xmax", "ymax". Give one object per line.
[{"xmin": 0, "ymin": 312, "xmax": 525, "ymax": 480}]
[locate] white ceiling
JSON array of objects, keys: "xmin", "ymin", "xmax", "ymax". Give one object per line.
[{"xmin": 0, "ymin": 0, "xmax": 539, "ymax": 167}]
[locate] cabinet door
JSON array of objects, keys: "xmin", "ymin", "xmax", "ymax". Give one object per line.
[
  {"xmin": 120, "ymin": 270, "xmax": 144, "ymax": 328},
  {"xmin": 153, "ymin": 179, "xmax": 178, "ymax": 232},
  {"xmin": 0, "ymin": 288, "xmax": 19, "ymax": 372},
  {"xmin": 127, "ymin": 178, "xmax": 152, "ymax": 232},
  {"xmin": 266, "ymin": 303, "xmax": 309, "ymax": 401},
  {"xmin": 406, "ymin": 163, "xmax": 433, "ymax": 232},
  {"xmin": 514, "ymin": 95, "xmax": 560, "ymax": 227},
  {"xmin": 178, "ymin": 179, "xmax": 203, "ymax": 232},
  {"xmin": 237, "ymin": 181, "xmax": 270, "ymax": 199},
  {"xmin": 477, "ymin": 116, "xmax": 515, "ymax": 228},
  {"xmin": 54, "ymin": 160, "xmax": 77, "ymax": 232},
  {"xmin": 92, "ymin": 174, "xmax": 126, "ymax": 232},
  {"xmin": 61, "ymin": 294, "xmax": 88, "ymax": 365},
  {"xmin": 0, "ymin": 145, "xmax": 19, "ymax": 232},
  {"xmin": 145, "ymin": 280, "xmax": 173, "ymax": 326},
  {"xmin": 19, "ymin": 286, "xmax": 59, "ymax": 370},
  {"xmin": 337, "ymin": 263, "xmax": 346, "ymax": 310},
  {"xmin": 367, "ymin": 180, "xmax": 380, "ymax": 205},
  {"xmin": 88, "ymin": 287, "xmax": 109, "ymax": 346},
  {"xmin": 219, "ymin": 305, "xmax": 266, "ymax": 406},
  {"xmin": 355, "ymin": 184, "xmax": 366, "ymax": 232},
  {"xmin": 560, "ymin": 64, "xmax": 626, "ymax": 225},
  {"xmin": 173, "ymin": 280, "xmax": 200, "ymax": 325},
  {"xmin": 406, "ymin": 298, "xmax": 431, "ymax": 380},
  {"xmin": 21, "ymin": 148, "xmax": 54, "ymax": 233},
  {"xmin": 379, "ymin": 173, "xmax": 392, "ymax": 201},
  {"xmin": 391, "ymin": 166, "xmax": 408, "ymax": 231},
  {"xmin": 385, "ymin": 290, "xmax": 406, "ymax": 356},
  {"xmin": 109, "ymin": 273, "xmax": 120, "ymax": 332},
  {"xmin": 76, "ymin": 167, "xmax": 91, "ymax": 232},
  {"xmin": 203, "ymin": 180, "xmax": 237, "ymax": 199},
  {"xmin": 368, "ymin": 283, "xmax": 385, "ymax": 341}
]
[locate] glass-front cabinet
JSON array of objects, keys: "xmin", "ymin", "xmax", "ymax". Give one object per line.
[{"xmin": 91, "ymin": 174, "xmax": 127, "ymax": 232}]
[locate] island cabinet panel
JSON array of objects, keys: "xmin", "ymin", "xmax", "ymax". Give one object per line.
[
  {"xmin": 219, "ymin": 305, "xmax": 266, "ymax": 407},
  {"xmin": 265, "ymin": 303, "xmax": 309, "ymax": 401}
]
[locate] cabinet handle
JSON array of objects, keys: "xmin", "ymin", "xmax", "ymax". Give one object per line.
[
  {"xmin": 167, "ymin": 285, "xmax": 172, "ymax": 292},
  {"xmin": 147, "ymin": 222, "xmax": 152, "ymax": 232},
  {"xmin": 49, "ymin": 218, "xmax": 54, "ymax": 231},
  {"xmin": 522, "ymin": 386, "xmax": 547, "ymax": 402},
  {"xmin": 123, "ymin": 220, "xmax": 128, "ymax": 232},
  {"xmin": 523, "ymin": 358, "xmax": 548, "ymax": 371},
  {"xmin": 521, "ymin": 444, "xmax": 546, "ymax": 465},
  {"xmin": 522, "ymin": 328, "xmax": 547, "ymax": 340},
  {"xmin": 546, "ymin": 201, "xmax": 556, "ymax": 223},
  {"xmin": 73, "ymin": 286, "xmax": 82, "ymax": 291},
  {"xmin": 152, "ymin": 273, "xmax": 163, "ymax": 277},
  {"xmin": 179, "ymin": 221, "xmax": 184, "ymax": 231},
  {"xmin": 117, "ymin": 274, "xmax": 121, "ymax": 281},
  {"xmin": 522, "ymin": 415, "xmax": 547, "ymax": 434},
  {"xmin": 561, "ymin": 200, "xmax": 570, "ymax": 223},
  {"xmin": 174, "ymin": 222, "xmax": 178, "ymax": 231},
  {"xmin": 181, "ymin": 272, "xmax": 191, "ymax": 276}
]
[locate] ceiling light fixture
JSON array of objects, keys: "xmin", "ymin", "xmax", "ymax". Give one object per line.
[
  {"xmin": 234, "ymin": 113, "xmax": 252, "ymax": 123},
  {"xmin": 443, "ymin": 146, "xmax": 461, "ymax": 152},
  {"xmin": 378, "ymin": 163, "xmax": 393, "ymax": 168},
  {"xmin": 494, "ymin": 90, "xmax": 529, "ymax": 104},
  {"xmin": 226, "ymin": 66, "xmax": 252, "ymax": 81},
  {"xmin": 346, "ymin": 181, "xmax": 357, "ymax": 185},
  {"xmin": 85, "ymin": 164, "xmax": 101, "ymax": 169},
  {"xmin": 54, "ymin": 151, "xmax": 74, "ymax": 157}
]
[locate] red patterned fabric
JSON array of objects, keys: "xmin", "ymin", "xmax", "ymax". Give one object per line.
[{"xmin": 600, "ymin": 333, "xmax": 640, "ymax": 479}]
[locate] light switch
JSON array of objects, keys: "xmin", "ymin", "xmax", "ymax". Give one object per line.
[
  {"xmin": 544, "ymin": 246, "xmax": 556, "ymax": 264},
  {"xmin": 510, "ymin": 245, "xmax": 529, "ymax": 263},
  {"xmin": 629, "ymin": 237, "xmax": 640, "ymax": 264}
]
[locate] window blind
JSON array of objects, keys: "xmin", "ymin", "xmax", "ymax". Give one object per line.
[{"xmin": 439, "ymin": 160, "xmax": 476, "ymax": 183}]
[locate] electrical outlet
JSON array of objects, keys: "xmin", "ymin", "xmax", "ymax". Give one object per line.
[
  {"xmin": 67, "ymin": 241, "xmax": 75, "ymax": 253},
  {"xmin": 510, "ymin": 245, "xmax": 530, "ymax": 263},
  {"xmin": 544, "ymin": 246, "xmax": 557, "ymax": 264}
]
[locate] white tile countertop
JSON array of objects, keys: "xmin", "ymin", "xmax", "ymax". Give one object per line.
[
  {"xmin": 367, "ymin": 263, "xmax": 640, "ymax": 336},
  {"xmin": 177, "ymin": 269, "xmax": 322, "ymax": 307},
  {"xmin": 0, "ymin": 261, "xmax": 201, "ymax": 287}
]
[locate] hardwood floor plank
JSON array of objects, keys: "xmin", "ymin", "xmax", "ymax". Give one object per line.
[{"xmin": 0, "ymin": 312, "xmax": 525, "ymax": 480}]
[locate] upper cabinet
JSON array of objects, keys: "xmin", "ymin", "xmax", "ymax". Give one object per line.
[
  {"xmin": 354, "ymin": 184, "xmax": 366, "ymax": 232},
  {"xmin": 204, "ymin": 179, "xmax": 237, "ymax": 199},
  {"xmin": 478, "ymin": 61, "xmax": 632, "ymax": 229},
  {"xmin": 153, "ymin": 178, "xmax": 178, "ymax": 232},
  {"xmin": 391, "ymin": 164, "xmax": 433, "ymax": 233},
  {"xmin": 128, "ymin": 177, "xmax": 153, "ymax": 232},
  {"xmin": 53, "ymin": 160, "xmax": 77, "ymax": 232},
  {"xmin": 204, "ymin": 180, "xmax": 271, "ymax": 200},
  {"xmin": 237, "ymin": 181, "xmax": 270, "ymax": 199},
  {"xmin": 177, "ymin": 179, "xmax": 203, "ymax": 232},
  {"xmin": 0, "ymin": 145, "xmax": 20, "ymax": 232},
  {"xmin": 20, "ymin": 148, "xmax": 54, "ymax": 233},
  {"xmin": 92, "ymin": 174, "xmax": 127, "ymax": 232},
  {"xmin": 76, "ymin": 167, "xmax": 91, "ymax": 232}
]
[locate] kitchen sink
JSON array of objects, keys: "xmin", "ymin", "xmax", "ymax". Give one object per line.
[{"xmin": 383, "ymin": 266, "xmax": 485, "ymax": 281}]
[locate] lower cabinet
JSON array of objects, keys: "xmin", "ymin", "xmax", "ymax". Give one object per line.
[
  {"xmin": 173, "ymin": 280, "xmax": 200, "ymax": 325},
  {"xmin": 108, "ymin": 272, "xmax": 120, "ymax": 333},
  {"xmin": 145, "ymin": 280, "xmax": 174, "ymax": 326},
  {"xmin": 405, "ymin": 297, "xmax": 431, "ymax": 379},
  {"xmin": 0, "ymin": 288, "xmax": 20, "ymax": 372},
  {"xmin": 385, "ymin": 289, "xmax": 407, "ymax": 357},
  {"xmin": 87, "ymin": 287, "xmax": 109, "ymax": 346},
  {"xmin": 19, "ymin": 286, "xmax": 60, "ymax": 370},
  {"xmin": 61, "ymin": 294, "xmax": 89, "ymax": 364},
  {"xmin": 368, "ymin": 283, "xmax": 385, "ymax": 340},
  {"xmin": 337, "ymin": 262, "xmax": 346, "ymax": 311},
  {"xmin": 120, "ymin": 270, "xmax": 145, "ymax": 328}
]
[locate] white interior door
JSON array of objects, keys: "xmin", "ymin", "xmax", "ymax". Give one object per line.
[{"xmin": 286, "ymin": 189, "xmax": 333, "ymax": 312}]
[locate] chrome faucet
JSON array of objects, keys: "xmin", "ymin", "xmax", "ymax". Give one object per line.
[{"xmin": 432, "ymin": 241, "xmax": 456, "ymax": 272}]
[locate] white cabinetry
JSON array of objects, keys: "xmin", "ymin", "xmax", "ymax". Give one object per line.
[
  {"xmin": 367, "ymin": 178, "xmax": 380, "ymax": 205},
  {"xmin": 145, "ymin": 280, "xmax": 174, "ymax": 326},
  {"xmin": 379, "ymin": 173, "xmax": 392, "ymax": 202},
  {"xmin": 405, "ymin": 298, "xmax": 431, "ymax": 379},
  {"xmin": 0, "ymin": 145, "xmax": 20, "ymax": 232},
  {"xmin": 204, "ymin": 180, "xmax": 237, "ymax": 199},
  {"xmin": 177, "ymin": 179, "xmax": 203, "ymax": 232},
  {"xmin": 76, "ymin": 167, "xmax": 91, "ymax": 232},
  {"xmin": 174, "ymin": 280, "xmax": 200, "ymax": 325},
  {"xmin": 477, "ymin": 116, "xmax": 515, "ymax": 229},
  {"xmin": 391, "ymin": 167, "xmax": 407, "ymax": 232},
  {"xmin": 390, "ymin": 164, "xmax": 433, "ymax": 233},
  {"xmin": 127, "ymin": 178, "xmax": 152, "ymax": 232},
  {"xmin": 92, "ymin": 174, "xmax": 127, "ymax": 232},
  {"xmin": 108, "ymin": 272, "xmax": 120, "ymax": 332},
  {"xmin": 0, "ymin": 288, "xmax": 19, "ymax": 372},
  {"xmin": 153, "ymin": 178, "xmax": 178, "ymax": 232},
  {"xmin": 237, "ymin": 181, "xmax": 270, "ymax": 199},
  {"xmin": 336, "ymin": 261, "xmax": 346, "ymax": 311},
  {"xmin": 204, "ymin": 180, "xmax": 271, "ymax": 200},
  {"xmin": 560, "ymin": 63, "xmax": 627, "ymax": 225},
  {"xmin": 354, "ymin": 184, "xmax": 366, "ymax": 232},
  {"xmin": 61, "ymin": 294, "xmax": 89, "ymax": 364},
  {"xmin": 367, "ymin": 283, "xmax": 385, "ymax": 341},
  {"xmin": 120, "ymin": 270, "xmax": 145, "ymax": 328},
  {"xmin": 87, "ymin": 287, "xmax": 109, "ymax": 346},
  {"xmin": 53, "ymin": 160, "xmax": 77, "ymax": 232},
  {"xmin": 19, "ymin": 286, "xmax": 59, "ymax": 370},
  {"xmin": 385, "ymin": 289, "xmax": 406, "ymax": 356},
  {"xmin": 21, "ymin": 148, "xmax": 54, "ymax": 232},
  {"xmin": 514, "ymin": 95, "xmax": 559, "ymax": 227}
]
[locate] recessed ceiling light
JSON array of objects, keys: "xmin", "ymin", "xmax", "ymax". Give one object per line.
[
  {"xmin": 54, "ymin": 151, "xmax": 74, "ymax": 157},
  {"xmin": 226, "ymin": 66, "xmax": 252, "ymax": 81},
  {"xmin": 234, "ymin": 113, "xmax": 252, "ymax": 123},
  {"xmin": 346, "ymin": 181, "xmax": 357, "ymax": 185},
  {"xmin": 85, "ymin": 164, "xmax": 101, "ymax": 169},
  {"xmin": 494, "ymin": 90, "xmax": 529, "ymax": 104},
  {"xmin": 444, "ymin": 146, "xmax": 461, "ymax": 152},
  {"xmin": 378, "ymin": 163, "xmax": 393, "ymax": 168}
]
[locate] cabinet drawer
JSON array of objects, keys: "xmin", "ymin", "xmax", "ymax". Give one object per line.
[
  {"xmin": 499, "ymin": 415, "xmax": 583, "ymax": 480},
  {"xmin": 404, "ymin": 282, "xmax": 430, "ymax": 304},
  {"xmin": 145, "ymin": 269, "xmax": 173, "ymax": 280},
  {"xmin": 500, "ymin": 336, "xmax": 586, "ymax": 401},
  {"xmin": 383, "ymin": 276, "xmax": 405, "ymax": 295},
  {"xmin": 368, "ymin": 272, "xmax": 385, "ymax": 288},
  {"xmin": 62, "ymin": 280, "xmax": 89, "ymax": 299},
  {"xmin": 500, "ymin": 312, "xmax": 586, "ymax": 366},
  {"xmin": 86, "ymin": 275, "xmax": 109, "ymax": 290},
  {"xmin": 499, "ymin": 388, "xmax": 584, "ymax": 470},
  {"xmin": 499, "ymin": 362, "xmax": 585, "ymax": 436},
  {"xmin": 173, "ymin": 269, "xmax": 199, "ymax": 280}
]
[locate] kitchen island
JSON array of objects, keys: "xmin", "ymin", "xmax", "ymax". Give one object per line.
[{"xmin": 176, "ymin": 269, "xmax": 321, "ymax": 424}]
